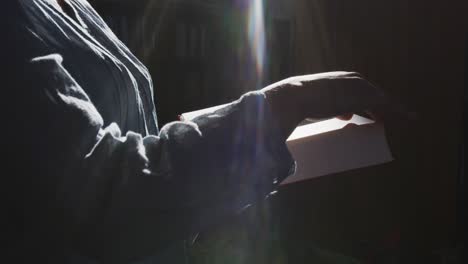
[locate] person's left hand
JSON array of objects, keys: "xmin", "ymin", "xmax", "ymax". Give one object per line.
[{"xmin": 261, "ymin": 72, "xmax": 390, "ymax": 138}]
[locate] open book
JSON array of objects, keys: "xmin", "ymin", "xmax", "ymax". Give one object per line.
[{"xmin": 181, "ymin": 105, "xmax": 393, "ymax": 185}]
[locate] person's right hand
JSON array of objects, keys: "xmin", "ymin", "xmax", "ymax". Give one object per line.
[{"xmin": 261, "ymin": 72, "xmax": 390, "ymax": 139}]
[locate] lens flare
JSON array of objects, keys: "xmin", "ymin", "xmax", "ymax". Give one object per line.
[{"xmin": 247, "ymin": 0, "xmax": 266, "ymax": 83}]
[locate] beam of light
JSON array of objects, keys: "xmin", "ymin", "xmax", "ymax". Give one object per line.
[{"xmin": 247, "ymin": 0, "xmax": 266, "ymax": 83}]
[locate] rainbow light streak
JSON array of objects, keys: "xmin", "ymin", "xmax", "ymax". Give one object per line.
[{"xmin": 247, "ymin": 0, "xmax": 266, "ymax": 82}]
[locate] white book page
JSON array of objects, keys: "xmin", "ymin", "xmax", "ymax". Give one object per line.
[{"xmin": 282, "ymin": 115, "xmax": 393, "ymax": 184}]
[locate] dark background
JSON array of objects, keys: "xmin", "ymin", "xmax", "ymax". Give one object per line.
[{"xmin": 89, "ymin": 0, "xmax": 467, "ymax": 263}]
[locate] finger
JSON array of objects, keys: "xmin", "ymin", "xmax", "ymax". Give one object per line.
[
  {"xmin": 337, "ymin": 113, "xmax": 354, "ymax": 121},
  {"xmin": 347, "ymin": 76, "xmax": 389, "ymax": 110}
]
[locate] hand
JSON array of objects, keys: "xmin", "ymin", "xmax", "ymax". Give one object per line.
[{"xmin": 262, "ymin": 72, "xmax": 390, "ymax": 138}]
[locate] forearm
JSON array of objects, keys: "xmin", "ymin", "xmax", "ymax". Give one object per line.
[{"xmin": 76, "ymin": 92, "xmax": 295, "ymax": 261}]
